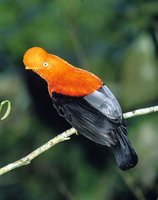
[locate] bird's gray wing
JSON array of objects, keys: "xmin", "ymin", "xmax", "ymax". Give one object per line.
[
  {"xmin": 52, "ymin": 91, "xmax": 118, "ymax": 146},
  {"xmin": 84, "ymin": 85, "xmax": 123, "ymax": 121}
]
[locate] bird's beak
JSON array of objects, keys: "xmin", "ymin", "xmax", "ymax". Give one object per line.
[
  {"xmin": 24, "ymin": 64, "xmax": 42, "ymax": 72},
  {"xmin": 25, "ymin": 66, "xmax": 32, "ymax": 70}
]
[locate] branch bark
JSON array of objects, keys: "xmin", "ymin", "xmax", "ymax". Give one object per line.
[
  {"xmin": 0, "ymin": 105, "xmax": 158, "ymax": 176},
  {"xmin": 123, "ymin": 105, "xmax": 158, "ymax": 119}
]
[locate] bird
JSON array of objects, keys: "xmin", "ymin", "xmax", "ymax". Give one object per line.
[{"xmin": 23, "ymin": 47, "xmax": 138, "ymax": 170}]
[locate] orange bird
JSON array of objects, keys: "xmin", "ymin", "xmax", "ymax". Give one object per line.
[{"xmin": 23, "ymin": 47, "xmax": 138, "ymax": 170}]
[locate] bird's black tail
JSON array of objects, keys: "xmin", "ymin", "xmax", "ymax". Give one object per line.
[{"xmin": 111, "ymin": 126, "xmax": 138, "ymax": 170}]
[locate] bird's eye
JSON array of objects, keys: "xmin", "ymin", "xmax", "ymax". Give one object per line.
[{"xmin": 43, "ymin": 62, "xmax": 49, "ymax": 67}]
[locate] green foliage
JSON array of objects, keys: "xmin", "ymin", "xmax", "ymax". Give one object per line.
[{"xmin": 0, "ymin": 100, "xmax": 11, "ymax": 120}]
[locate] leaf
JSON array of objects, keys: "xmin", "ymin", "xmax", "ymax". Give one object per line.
[{"xmin": 0, "ymin": 100, "xmax": 11, "ymax": 120}]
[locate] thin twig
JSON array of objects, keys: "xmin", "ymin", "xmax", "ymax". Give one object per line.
[
  {"xmin": 123, "ymin": 105, "xmax": 158, "ymax": 119},
  {"xmin": 0, "ymin": 128, "xmax": 77, "ymax": 176},
  {"xmin": 118, "ymin": 171, "xmax": 146, "ymax": 200},
  {"xmin": 51, "ymin": 168, "xmax": 78, "ymax": 200},
  {"xmin": 0, "ymin": 105, "xmax": 158, "ymax": 176}
]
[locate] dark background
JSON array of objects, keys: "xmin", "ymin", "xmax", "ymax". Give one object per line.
[{"xmin": 0, "ymin": 0, "xmax": 158, "ymax": 199}]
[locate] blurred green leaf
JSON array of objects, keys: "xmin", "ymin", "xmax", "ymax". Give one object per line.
[{"xmin": 0, "ymin": 100, "xmax": 11, "ymax": 120}]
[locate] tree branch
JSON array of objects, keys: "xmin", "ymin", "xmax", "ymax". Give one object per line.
[
  {"xmin": 123, "ymin": 105, "xmax": 158, "ymax": 119},
  {"xmin": 0, "ymin": 105, "xmax": 158, "ymax": 176}
]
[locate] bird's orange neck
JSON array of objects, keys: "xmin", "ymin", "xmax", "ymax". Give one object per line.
[
  {"xmin": 28, "ymin": 53, "xmax": 103, "ymax": 97},
  {"xmin": 47, "ymin": 66, "xmax": 103, "ymax": 97},
  {"xmin": 23, "ymin": 47, "xmax": 103, "ymax": 96}
]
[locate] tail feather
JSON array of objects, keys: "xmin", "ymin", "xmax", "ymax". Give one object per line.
[{"xmin": 111, "ymin": 127, "xmax": 138, "ymax": 170}]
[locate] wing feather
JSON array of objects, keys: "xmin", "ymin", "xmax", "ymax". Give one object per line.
[
  {"xmin": 84, "ymin": 85, "xmax": 122, "ymax": 121},
  {"xmin": 52, "ymin": 90, "xmax": 122, "ymax": 146}
]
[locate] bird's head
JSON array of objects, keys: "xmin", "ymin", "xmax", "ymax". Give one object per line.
[
  {"xmin": 23, "ymin": 47, "xmax": 49, "ymax": 71},
  {"xmin": 23, "ymin": 47, "xmax": 70, "ymax": 82}
]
